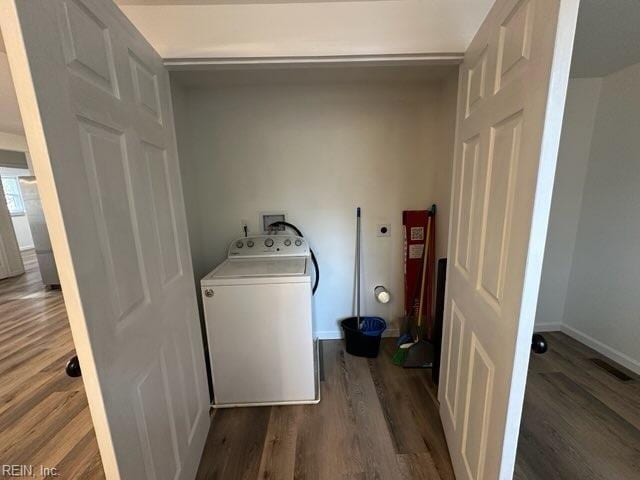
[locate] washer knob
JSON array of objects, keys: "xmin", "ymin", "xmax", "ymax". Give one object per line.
[
  {"xmin": 235, "ymin": 240, "xmax": 244, "ymax": 248},
  {"xmin": 264, "ymin": 238, "xmax": 274, "ymax": 247},
  {"xmin": 295, "ymin": 239, "xmax": 303, "ymax": 247},
  {"xmin": 247, "ymin": 240, "xmax": 255, "ymax": 247},
  {"xmin": 284, "ymin": 238, "xmax": 292, "ymax": 246}
]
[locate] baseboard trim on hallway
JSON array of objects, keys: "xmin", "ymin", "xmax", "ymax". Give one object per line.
[
  {"xmin": 560, "ymin": 324, "xmax": 640, "ymax": 376},
  {"xmin": 533, "ymin": 322, "xmax": 563, "ymax": 332}
]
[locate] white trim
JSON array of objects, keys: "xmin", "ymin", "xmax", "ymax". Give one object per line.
[
  {"xmin": 530, "ymin": 322, "xmax": 640, "ymax": 375},
  {"xmin": 315, "ymin": 327, "xmax": 399, "ymax": 340},
  {"xmin": 533, "ymin": 322, "xmax": 562, "ymax": 333},
  {"xmin": 560, "ymin": 324, "xmax": 640, "ymax": 376},
  {"xmin": 164, "ymin": 53, "xmax": 463, "ymax": 70}
]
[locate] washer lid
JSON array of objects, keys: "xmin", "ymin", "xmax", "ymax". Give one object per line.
[{"xmin": 204, "ymin": 257, "xmax": 307, "ymax": 280}]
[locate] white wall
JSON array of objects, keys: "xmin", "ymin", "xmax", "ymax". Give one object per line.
[
  {"xmin": 535, "ymin": 78, "xmax": 602, "ymax": 330},
  {"xmin": 561, "ymin": 62, "xmax": 640, "ymax": 372},
  {"xmin": 172, "ymin": 81, "xmax": 203, "ymax": 279},
  {"xmin": 119, "ymin": 1, "xmax": 494, "ymax": 60},
  {"xmin": 433, "ymin": 72, "xmax": 459, "ymax": 261},
  {"xmin": 173, "ymin": 71, "xmax": 458, "ymax": 338},
  {"xmin": 0, "ymin": 52, "xmax": 24, "ymax": 136},
  {"xmin": 535, "ymin": 63, "xmax": 640, "ymax": 373},
  {"xmin": 0, "ymin": 166, "xmax": 34, "ymax": 250}
]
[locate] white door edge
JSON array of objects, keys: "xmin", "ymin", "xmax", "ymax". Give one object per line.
[{"xmin": 498, "ymin": 0, "xmax": 579, "ymax": 477}]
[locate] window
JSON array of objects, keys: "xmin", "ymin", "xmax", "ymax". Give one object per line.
[{"xmin": 1, "ymin": 177, "xmax": 25, "ymax": 216}]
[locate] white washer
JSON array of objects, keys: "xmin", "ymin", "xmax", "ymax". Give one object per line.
[{"xmin": 201, "ymin": 234, "xmax": 319, "ymax": 407}]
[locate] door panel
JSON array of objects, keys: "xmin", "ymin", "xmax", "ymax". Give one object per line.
[
  {"xmin": 443, "ymin": 301, "xmax": 465, "ymax": 426},
  {"xmin": 439, "ymin": 0, "xmax": 578, "ymax": 479},
  {"xmin": 0, "ymin": 1, "xmax": 210, "ymax": 478},
  {"xmin": 460, "ymin": 333, "xmax": 494, "ymax": 480},
  {"xmin": 143, "ymin": 142, "xmax": 183, "ymax": 286}
]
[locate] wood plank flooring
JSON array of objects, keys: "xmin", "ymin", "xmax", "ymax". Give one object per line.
[
  {"xmin": 197, "ymin": 330, "xmax": 640, "ymax": 480},
  {"xmin": 0, "ymin": 250, "xmax": 104, "ymax": 479},
  {"xmin": 10, "ymin": 252, "xmax": 632, "ymax": 480},
  {"xmin": 515, "ymin": 331, "xmax": 640, "ymax": 480},
  {"xmin": 196, "ymin": 339, "xmax": 455, "ymax": 480}
]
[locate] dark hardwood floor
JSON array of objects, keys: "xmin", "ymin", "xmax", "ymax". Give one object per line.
[
  {"xmin": 196, "ymin": 330, "xmax": 640, "ymax": 480},
  {"xmin": 196, "ymin": 338, "xmax": 455, "ymax": 480},
  {"xmin": 515, "ymin": 331, "xmax": 640, "ymax": 480},
  {"xmin": 7, "ymin": 252, "xmax": 635, "ymax": 479},
  {"xmin": 0, "ymin": 250, "xmax": 104, "ymax": 478}
]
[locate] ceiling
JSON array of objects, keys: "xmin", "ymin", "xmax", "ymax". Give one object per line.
[
  {"xmin": 117, "ymin": 1, "xmax": 493, "ymax": 60},
  {"xmin": 2, "ymin": 0, "xmax": 640, "ymax": 138},
  {"xmin": 571, "ymin": 0, "xmax": 640, "ymax": 78}
]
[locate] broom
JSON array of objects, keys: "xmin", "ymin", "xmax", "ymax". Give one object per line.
[{"xmin": 393, "ymin": 214, "xmax": 431, "ymax": 366}]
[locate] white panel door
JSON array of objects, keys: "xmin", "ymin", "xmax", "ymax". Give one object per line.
[
  {"xmin": 0, "ymin": 1, "xmax": 210, "ymax": 479},
  {"xmin": 439, "ymin": 0, "xmax": 578, "ymax": 479}
]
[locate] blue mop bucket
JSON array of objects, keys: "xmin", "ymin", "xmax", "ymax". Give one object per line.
[{"xmin": 341, "ymin": 316, "xmax": 387, "ymax": 358}]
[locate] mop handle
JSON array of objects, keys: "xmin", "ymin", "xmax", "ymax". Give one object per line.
[
  {"xmin": 356, "ymin": 207, "xmax": 361, "ymax": 329},
  {"xmin": 416, "ymin": 214, "xmax": 432, "ymax": 328}
]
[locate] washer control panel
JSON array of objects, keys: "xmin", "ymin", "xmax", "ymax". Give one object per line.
[{"xmin": 228, "ymin": 235, "xmax": 309, "ymax": 258}]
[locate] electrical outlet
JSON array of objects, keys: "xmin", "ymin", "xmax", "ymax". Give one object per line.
[
  {"xmin": 240, "ymin": 219, "xmax": 249, "ymax": 235},
  {"xmin": 377, "ymin": 224, "xmax": 391, "ymax": 237}
]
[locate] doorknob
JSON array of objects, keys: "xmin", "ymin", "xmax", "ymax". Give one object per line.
[
  {"xmin": 531, "ymin": 334, "xmax": 548, "ymax": 354},
  {"xmin": 66, "ymin": 355, "xmax": 81, "ymax": 377}
]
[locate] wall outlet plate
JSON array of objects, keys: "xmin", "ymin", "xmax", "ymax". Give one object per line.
[{"xmin": 377, "ymin": 224, "xmax": 391, "ymax": 237}]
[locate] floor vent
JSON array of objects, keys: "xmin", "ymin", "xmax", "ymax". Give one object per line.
[{"xmin": 590, "ymin": 358, "xmax": 633, "ymax": 382}]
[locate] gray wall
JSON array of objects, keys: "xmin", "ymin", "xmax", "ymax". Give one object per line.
[
  {"xmin": 172, "ymin": 72, "xmax": 458, "ymax": 338},
  {"xmin": 0, "ymin": 149, "xmax": 28, "ymax": 169},
  {"xmin": 562, "ymin": 62, "xmax": 640, "ymax": 372},
  {"xmin": 536, "ymin": 64, "xmax": 640, "ymax": 373},
  {"xmin": 535, "ymin": 78, "xmax": 602, "ymax": 329}
]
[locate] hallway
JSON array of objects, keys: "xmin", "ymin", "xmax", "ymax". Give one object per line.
[{"xmin": 0, "ymin": 251, "xmax": 104, "ymax": 478}]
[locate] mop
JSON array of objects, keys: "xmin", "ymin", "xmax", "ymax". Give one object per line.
[
  {"xmin": 393, "ymin": 214, "xmax": 434, "ymax": 368},
  {"xmin": 397, "ymin": 205, "xmax": 436, "ymax": 347}
]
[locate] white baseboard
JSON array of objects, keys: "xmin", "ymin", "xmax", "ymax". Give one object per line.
[
  {"xmin": 533, "ymin": 322, "xmax": 563, "ymax": 333},
  {"xmin": 315, "ymin": 327, "xmax": 399, "ymax": 340},
  {"xmin": 560, "ymin": 324, "xmax": 640, "ymax": 376}
]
